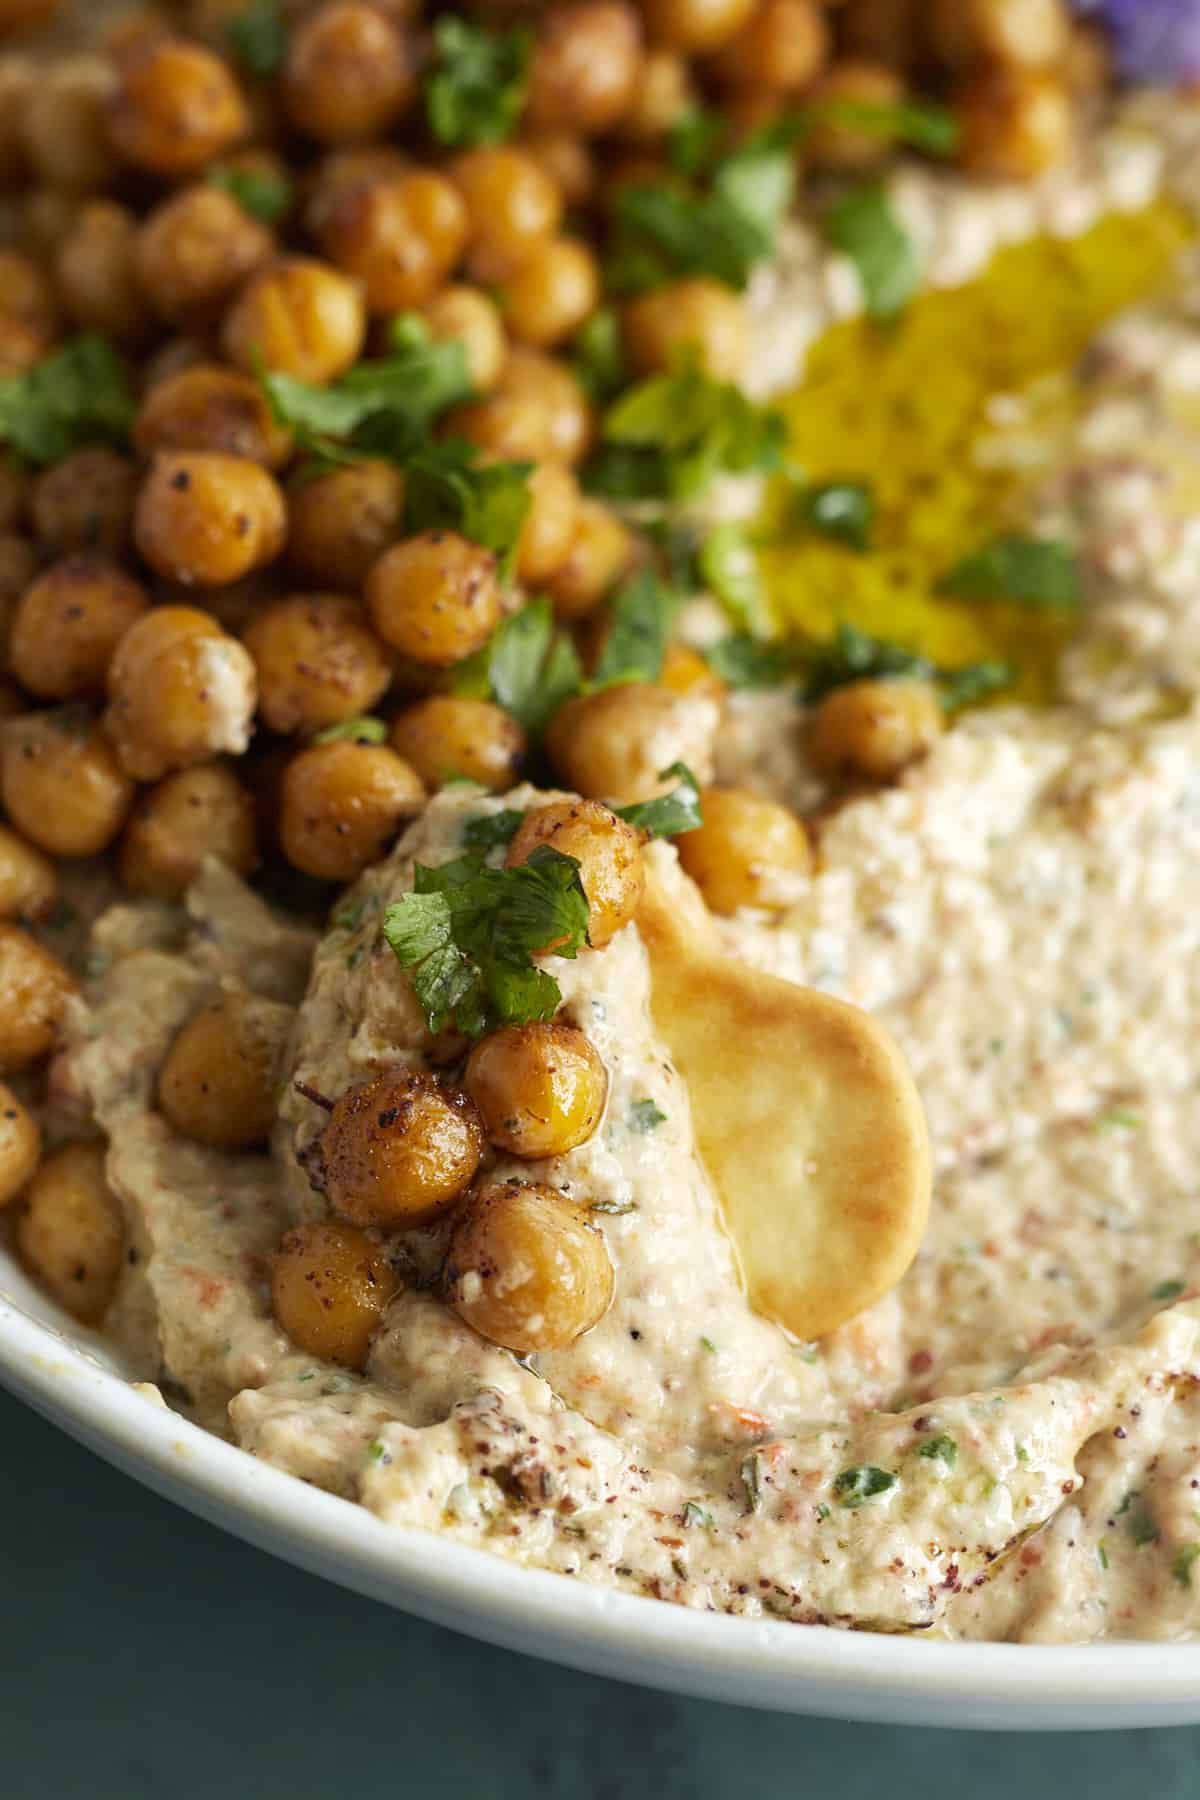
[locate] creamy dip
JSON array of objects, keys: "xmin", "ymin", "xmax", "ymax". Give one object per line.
[{"xmin": 57, "ymin": 98, "xmax": 1200, "ymax": 1645}]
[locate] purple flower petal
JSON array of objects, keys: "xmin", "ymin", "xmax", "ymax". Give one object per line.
[{"xmin": 1073, "ymin": 0, "xmax": 1200, "ymax": 82}]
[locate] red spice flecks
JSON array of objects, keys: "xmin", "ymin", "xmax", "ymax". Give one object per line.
[
  {"xmin": 908, "ymin": 1348, "xmax": 934, "ymax": 1375},
  {"xmin": 185, "ymin": 1267, "xmax": 226, "ymax": 1308}
]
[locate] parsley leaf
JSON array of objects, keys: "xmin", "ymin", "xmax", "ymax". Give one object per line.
[
  {"xmin": 802, "ymin": 622, "xmax": 934, "ymax": 701},
  {"xmin": 312, "ymin": 716, "xmax": 387, "ymax": 745},
  {"xmin": 615, "ymin": 762, "xmax": 703, "ymax": 839},
  {"xmin": 402, "ymin": 440, "xmax": 532, "ymax": 568},
  {"xmin": 704, "ymin": 633, "xmax": 795, "ymax": 689},
  {"xmin": 917, "ymin": 1434, "xmax": 957, "ymax": 1467},
  {"xmin": 1151, "ymin": 1279, "xmax": 1186, "ymax": 1303},
  {"xmin": 208, "ymin": 165, "xmax": 293, "ymax": 225},
  {"xmin": 832, "ymin": 1465, "xmax": 898, "ymax": 1509},
  {"xmin": 697, "ymin": 523, "xmax": 766, "ymax": 629},
  {"xmin": 1174, "ymin": 1544, "xmax": 1200, "ymax": 1588},
  {"xmin": 588, "ymin": 358, "xmax": 786, "ymax": 503},
  {"xmin": 628, "ymin": 1098, "xmax": 668, "ymax": 1133},
  {"xmin": 666, "ymin": 107, "xmax": 726, "ymax": 177},
  {"xmin": 225, "ymin": 0, "xmax": 288, "ymax": 76},
  {"xmin": 462, "ymin": 810, "xmax": 524, "ymax": 852},
  {"xmin": 571, "ymin": 307, "xmax": 627, "ymax": 406},
  {"xmin": 938, "ymin": 659, "xmax": 1015, "ymax": 711},
  {"xmin": 802, "ymin": 480, "xmax": 875, "ymax": 551},
  {"xmin": 0, "ymin": 335, "xmax": 134, "ymax": 466},
  {"xmin": 425, "ymin": 17, "xmax": 531, "ymax": 149},
  {"xmin": 824, "ymin": 183, "xmax": 920, "ymax": 321},
  {"xmin": 383, "ymin": 845, "xmax": 589, "ymax": 1036},
  {"xmin": 591, "ymin": 570, "xmax": 676, "ymax": 688},
  {"xmin": 453, "ymin": 598, "xmax": 582, "ymax": 738},
  {"xmin": 682, "ymin": 1499, "xmax": 715, "ymax": 1529},
  {"xmin": 938, "ymin": 535, "xmax": 1081, "ymax": 610},
  {"xmin": 801, "ymin": 95, "xmax": 959, "ymax": 157}
]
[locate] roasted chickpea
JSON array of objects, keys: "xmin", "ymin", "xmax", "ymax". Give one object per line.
[
  {"xmin": 0, "ymin": 458, "xmax": 28, "ymax": 534},
  {"xmin": 55, "ymin": 201, "xmax": 144, "ymax": 341},
  {"xmin": 518, "ymin": 131, "xmax": 596, "ymax": 209},
  {"xmin": 515, "ymin": 461, "xmax": 580, "ymax": 587},
  {"xmin": 619, "ymin": 48, "xmax": 694, "ymax": 140},
  {"xmin": 546, "ymin": 498, "xmax": 631, "ymax": 620},
  {"xmin": 839, "ymin": 0, "xmax": 922, "ymax": 68},
  {"xmin": 284, "ymin": 1, "xmax": 414, "ymax": 144},
  {"xmin": 365, "ymin": 529, "xmax": 502, "ymax": 668},
  {"xmin": 447, "ymin": 348, "xmax": 593, "ymax": 465},
  {"xmin": 805, "ymin": 60, "xmax": 908, "ymax": 169},
  {"xmin": 158, "ymin": 992, "xmax": 287, "ymax": 1151},
  {"xmin": 711, "ymin": 0, "xmax": 829, "ymax": 91},
  {"xmin": 244, "ymin": 593, "xmax": 393, "ymax": 736},
  {"xmin": 659, "ymin": 641, "xmax": 726, "ymax": 705},
  {"xmin": 134, "ymin": 452, "xmax": 286, "ymax": 588},
  {"xmin": 222, "ymin": 256, "xmax": 366, "ymax": 385},
  {"xmin": 287, "ymin": 459, "xmax": 406, "ymax": 591},
  {"xmin": 19, "ymin": 189, "xmax": 78, "ymax": 263},
  {"xmin": 623, "ymin": 276, "xmax": 746, "ymax": 382},
  {"xmin": 0, "ymin": 823, "xmax": 57, "ymax": 922},
  {"xmin": 955, "ymin": 66, "xmax": 1074, "ymax": 180},
  {"xmin": 322, "ymin": 1068, "xmax": 485, "ymax": 1229},
  {"xmin": 301, "ymin": 143, "xmax": 410, "ymax": 238},
  {"xmin": 20, "ymin": 55, "xmax": 116, "ymax": 192},
  {"xmin": 446, "ymin": 1176, "xmax": 614, "ymax": 1353},
  {"xmin": 807, "ymin": 677, "xmax": 944, "ymax": 782},
  {"xmin": 927, "ymin": 0, "xmax": 1070, "ymax": 72},
  {"xmin": 135, "ymin": 184, "xmax": 274, "ymax": 326},
  {"xmin": 271, "ymin": 1219, "xmax": 401, "ymax": 1370},
  {"xmin": 502, "ymin": 237, "xmax": 600, "ymax": 351},
  {"xmin": 389, "ymin": 696, "xmax": 525, "ymax": 791},
  {"xmin": 0, "ymin": 923, "xmax": 76, "ymax": 1069},
  {"xmin": 317, "ymin": 170, "xmax": 468, "ymax": 314},
  {"xmin": 10, "ymin": 553, "xmax": 148, "ymax": 700},
  {"xmin": 451, "ymin": 147, "xmax": 563, "ymax": 285},
  {"xmin": 30, "ymin": 448, "xmax": 137, "ymax": 556},
  {"xmin": 1, "ymin": 710, "xmax": 134, "ymax": 856},
  {"xmin": 16, "ymin": 1141, "xmax": 123, "ymax": 1323},
  {"xmin": 643, "ymin": 0, "xmax": 757, "ymax": 53},
  {"xmin": 106, "ymin": 606, "xmax": 258, "ymax": 782},
  {"xmin": 507, "ymin": 799, "xmax": 643, "ymax": 949},
  {"xmin": 676, "ymin": 785, "xmax": 810, "ymax": 914},
  {"xmin": 0, "ymin": 1081, "xmax": 39, "ymax": 1209},
  {"xmin": 279, "ymin": 739, "xmax": 424, "ymax": 880},
  {"xmin": 466, "ymin": 1020, "xmax": 608, "ymax": 1158},
  {"xmin": 108, "ymin": 36, "xmax": 248, "ymax": 177},
  {"xmin": 0, "ymin": 250, "xmax": 59, "ymax": 373},
  {"xmin": 546, "ymin": 682, "xmax": 716, "ymax": 803},
  {"xmin": 119, "ymin": 761, "xmax": 258, "ymax": 897},
  {"xmin": 0, "ymin": 532, "xmax": 37, "ymax": 646},
  {"xmin": 135, "ymin": 365, "xmax": 293, "ymax": 469},
  {"xmin": 422, "ymin": 285, "xmax": 507, "ymax": 393},
  {"xmin": 526, "ymin": 1, "xmax": 642, "ymax": 135}
]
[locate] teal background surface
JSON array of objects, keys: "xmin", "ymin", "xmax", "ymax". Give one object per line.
[{"xmin": 3, "ymin": 1385, "xmax": 1200, "ymax": 1800}]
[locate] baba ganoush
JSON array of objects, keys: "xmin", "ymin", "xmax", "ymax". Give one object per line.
[{"xmin": 4, "ymin": 0, "xmax": 1200, "ymax": 1646}]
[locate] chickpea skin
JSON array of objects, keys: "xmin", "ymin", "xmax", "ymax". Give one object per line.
[
  {"xmin": 643, "ymin": 0, "xmax": 757, "ymax": 53},
  {"xmin": 711, "ymin": 0, "xmax": 829, "ymax": 90},
  {"xmin": 526, "ymin": 2, "xmax": 643, "ymax": 135},
  {"xmin": 134, "ymin": 452, "xmax": 286, "ymax": 588},
  {"xmin": 659, "ymin": 641, "xmax": 726, "ymax": 706},
  {"xmin": 284, "ymin": 1, "xmax": 415, "ymax": 145},
  {"xmin": 807, "ymin": 677, "xmax": 945, "ymax": 783},
  {"xmin": 20, "ymin": 54, "xmax": 117, "ymax": 192},
  {"xmin": 0, "ymin": 1081, "xmax": 39, "ymax": 1209},
  {"xmin": 955, "ymin": 66, "xmax": 1074, "ymax": 181},
  {"xmin": 271, "ymin": 1220, "xmax": 401, "ymax": 1371},
  {"xmin": 135, "ymin": 365, "xmax": 294, "ymax": 469},
  {"xmin": 119, "ymin": 762, "xmax": 258, "ymax": 898},
  {"xmin": 677, "ymin": 786, "xmax": 810, "ymax": 914},
  {"xmin": 106, "ymin": 606, "xmax": 259, "ymax": 782},
  {"xmin": 618, "ymin": 48, "xmax": 694, "ymax": 141},
  {"xmin": 222, "ymin": 256, "xmax": 366, "ymax": 384},
  {"xmin": 0, "ymin": 823, "xmax": 58, "ymax": 922},
  {"xmin": 0, "ymin": 923, "xmax": 76, "ymax": 1069},
  {"xmin": 422, "ymin": 286, "xmax": 507, "ymax": 394},
  {"xmin": 322, "ymin": 1068, "xmax": 485, "ymax": 1229},
  {"xmin": 1, "ymin": 710, "xmax": 134, "ymax": 857},
  {"xmin": 0, "ymin": 249, "xmax": 59, "ymax": 374},
  {"xmin": 108, "ymin": 37, "xmax": 249, "ymax": 177},
  {"xmin": 10, "ymin": 553, "xmax": 148, "ymax": 700},
  {"xmin": 546, "ymin": 682, "xmax": 716, "ymax": 803},
  {"xmin": 466, "ymin": 1020, "xmax": 608, "ymax": 1158},
  {"xmin": 805, "ymin": 61, "xmax": 908, "ymax": 170},
  {"xmin": 928, "ymin": 0, "xmax": 1070, "ymax": 72},
  {"xmin": 365, "ymin": 530, "xmax": 502, "ymax": 668},
  {"xmin": 244, "ymin": 594, "xmax": 393, "ymax": 736},
  {"xmin": 515, "ymin": 461, "xmax": 581, "ymax": 588},
  {"xmin": 546, "ymin": 498, "xmax": 632, "ymax": 621},
  {"xmin": 506, "ymin": 799, "xmax": 644, "ymax": 949},
  {"xmin": 55, "ymin": 200, "xmax": 144, "ymax": 341},
  {"xmin": 451, "ymin": 146, "xmax": 563, "ymax": 285},
  {"xmin": 316, "ymin": 170, "xmax": 468, "ymax": 315},
  {"xmin": 446, "ymin": 1177, "xmax": 614, "ymax": 1354},
  {"xmin": 16, "ymin": 1141, "xmax": 124, "ymax": 1324},
  {"xmin": 447, "ymin": 348, "xmax": 593, "ymax": 466},
  {"xmin": 502, "ymin": 237, "xmax": 601, "ymax": 351},
  {"xmin": 389, "ymin": 697, "xmax": 526, "ymax": 792},
  {"xmin": 279, "ymin": 739, "xmax": 425, "ymax": 881},
  {"xmin": 158, "ymin": 992, "xmax": 289, "ymax": 1152},
  {"xmin": 135, "ymin": 184, "xmax": 274, "ymax": 327},
  {"xmin": 31, "ymin": 448, "xmax": 137, "ymax": 556}
]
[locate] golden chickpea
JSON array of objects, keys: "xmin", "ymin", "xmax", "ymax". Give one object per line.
[
  {"xmin": 279, "ymin": 739, "xmax": 424, "ymax": 881},
  {"xmin": 526, "ymin": 1, "xmax": 643, "ymax": 135},
  {"xmin": 928, "ymin": 0, "xmax": 1070, "ymax": 71},
  {"xmin": 619, "ymin": 48, "xmax": 694, "ymax": 141},
  {"xmin": 244, "ymin": 593, "xmax": 393, "ymax": 736},
  {"xmin": 135, "ymin": 184, "xmax": 274, "ymax": 327},
  {"xmin": 135, "ymin": 365, "xmax": 293, "ymax": 470},
  {"xmin": 955, "ymin": 66, "xmax": 1074, "ymax": 180},
  {"xmin": 506, "ymin": 799, "xmax": 643, "ymax": 949},
  {"xmin": 643, "ymin": 0, "xmax": 757, "ymax": 52},
  {"xmin": 119, "ymin": 761, "xmax": 258, "ymax": 897},
  {"xmin": 807, "ymin": 677, "xmax": 944, "ymax": 783},
  {"xmin": 389, "ymin": 696, "xmax": 525, "ymax": 792},
  {"xmin": 31, "ymin": 449, "xmax": 137, "ymax": 557},
  {"xmin": 446, "ymin": 1176, "xmax": 614, "ymax": 1353},
  {"xmin": 317, "ymin": 170, "xmax": 468, "ymax": 315},
  {"xmin": 301, "ymin": 143, "xmax": 410, "ymax": 240},
  {"xmin": 271, "ymin": 1219, "xmax": 401, "ymax": 1370},
  {"xmin": 0, "ymin": 532, "xmax": 37, "ymax": 638},
  {"xmin": 284, "ymin": 1, "xmax": 414, "ymax": 144},
  {"xmin": 711, "ymin": 0, "xmax": 829, "ymax": 91},
  {"xmin": 623, "ymin": 277, "xmax": 746, "ymax": 383},
  {"xmin": 502, "ymin": 237, "xmax": 600, "ymax": 351},
  {"xmin": 134, "ymin": 452, "xmax": 286, "ymax": 588},
  {"xmin": 287, "ymin": 459, "xmax": 405, "ymax": 591},
  {"xmin": 0, "ymin": 1081, "xmax": 39, "ymax": 1209},
  {"xmin": 659, "ymin": 641, "xmax": 726, "ymax": 705},
  {"xmin": 515, "ymin": 461, "xmax": 580, "ymax": 588},
  {"xmin": 422, "ymin": 285, "xmax": 507, "ymax": 393},
  {"xmin": 1, "ymin": 710, "xmax": 134, "ymax": 857},
  {"xmin": 806, "ymin": 60, "xmax": 908, "ymax": 170},
  {"xmin": 21, "ymin": 56, "xmax": 117, "ymax": 192},
  {"xmin": 518, "ymin": 131, "xmax": 596, "ymax": 210},
  {"xmin": 10, "ymin": 553, "xmax": 148, "ymax": 701},
  {"xmin": 676, "ymin": 785, "xmax": 810, "ymax": 914},
  {"xmin": 0, "ymin": 250, "xmax": 59, "ymax": 372},
  {"xmin": 838, "ymin": 0, "xmax": 922, "ymax": 69},
  {"xmin": 16, "ymin": 1141, "xmax": 123, "ymax": 1324},
  {"xmin": 55, "ymin": 201, "xmax": 144, "ymax": 341},
  {"xmin": 546, "ymin": 498, "xmax": 631, "ymax": 621},
  {"xmin": 222, "ymin": 256, "xmax": 366, "ymax": 384},
  {"xmin": 447, "ymin": 348, "xmax": 593, "ymax": 466},
  {"xmin": 106, "ymin": 606, "xmax": 258, "ymax": 782},
  {"xmin": 322, "ymin": 1068, "xmax": 485, "ymax": 1229},
  {"xmin": 0, "ymin": 823, "xmax": 57, "ymax": 922},
  {"xmin": 451, "ymin": 146, "xmax": 563, "ymax": 285},
  {"xmin": 0, "ymin": 922, "xmax": 76, "ymax": 1069},
  {"xmin": 466, "ymin": 1020, "xmax": 608, "ymax": 1157},
  {"xmin": 158, "ymin": 992, "xmax": 287, "ymax": 1151},
  {"xmin": 546, "ymin": 682, "xmax": 714, "ymax": 803},
  {"xmin": 365, "ymin": 530, "xmax": 502, "ymax": 668},
  {"xmin": 108, "ymin": 36, "xmax": 248, "ymax": 176},
  {"xmin": 19, "ymin": 189, "xmax": 78, "ymax": 263}
]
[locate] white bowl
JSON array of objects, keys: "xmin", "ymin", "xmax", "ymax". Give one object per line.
[{"xmin": 3, "ymin": 1251, "xmax": 1198, "ymax": 1731}]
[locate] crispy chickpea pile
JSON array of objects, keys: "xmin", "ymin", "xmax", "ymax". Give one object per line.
[{"xmin": 0, "ymin": 0, "xmax": 1105, "ymax": 1346}]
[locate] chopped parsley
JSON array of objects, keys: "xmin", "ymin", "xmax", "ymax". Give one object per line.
[
  {"xmin": 627, "ymin": 1098, "xmax": 668, "ymax": 1134},
  {"xmin": 700, "ymin": 1336, "xmax": 717, "ymax": 1354},
  {"xmin": 453, "ymin": 598, "xmax": 582, "ymax": 738},
  {"xmin": 0, "ymin": 334, "xmax": 134, "ymax": 465},
  {"xmin": 571, "ymin": 307, "xmax": 627, "ymax": 406},
  {"xmin": 1117, "ymin": 1490, "xmax": 1160, "ymax": 1548},
  {"xmin": 799, "ymin": 622, "xmax": 1014, "ymax": 713},
  {"xmin": 383, "ymin": 845, "xmax": 590, "ymax": 1037},
  {"xmin": 800, "ymin": 95, "xmax": 959, "ymax": 158},
  {"xmin": 225, "ymin": 0, "xmax": 288, "ymax": 76},
  {"xmin": 592, "ymin": 570, "xmax": 677, "ymax": 688},
  {"xmin": 832, "ymin": 1464, "xmax": 897, "ymax": 1509},
  {"xmin": 586, "ymin": 358, "xmax": 786, "ymax": 504},
  {"xmin": 917, "ymin": 1434, "xmax": 957, "ymax": 1468},
  {"xmin": 939, "ymin": 659, "xmax": 1015, "ymax": 712},
  {"xmin": 1173, "ymin": 1544, "xmax": 1200, "ymax": 1588},
  {"xmin": 615, "ymin": 762, "xmax": 703, "ymax": 839},
  {"xmin": 367, "ymin": 1437, "xmax": 387, "ymax": 1462},
  {"xmin": 683, "ymin": 1500, "xmax": 715, "ymax": 1530},
  {"xmin": 312, "ymin": 716, "xmax": 387, "ymax": 746},
  {"xmin": 461, "ymin": 810, "xmax": 524, "ymax": 853},
  {"xmin": 402, "ymin": 440, "xmax": 532, "ymax": 569},
  {"xmin": 824, "ymin": 183, "xmax": 920, "ymax": 322},
  {"xmin": 704, "ymin": 633, "xmax": 794, "ymax": 690},
  {"xmin": 698, "ymin": 524, "xmax": 767, "ymax": 630},
  {"xmin": 740, "ymin": 1453, "xmax": 763, "ymax": 1513},
  {"xmin": 801, "ymin": 481, "xmax": 875, "ymax": 551},
  {"xmin": 938, "ymin": 535, "xmax": 1081, "ymax": 610},
  {"xmin": 424, "ymin": 17, "xmax": 531, "ymax": 149},
  {"xmin": 208, "ymin": 165, "xmax": 293, "ymax": 224},
  {"xmin": 1151, "ymin": 1279, "xmax": 1187, "ymax": 1303},
  {"xmin": 590, "ymin": 1198, "xmax": 638, "ymax": 1216},
  {"xmin": 1095, "ymin": 1107, "xmax": 1143, "ymax": 1133}
]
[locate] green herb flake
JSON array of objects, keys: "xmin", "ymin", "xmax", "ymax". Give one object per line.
[
  {"xmin": 802, "ymin": 622, "xmax": 933, "ymax": 702},
  {"xmin": 802, "ymin": 481, "xmax": 875, "ymax": 551},
  {"xmin": 367, "ymin": 1438, "xmax": 386, "ymax": 1462},
  {"xmin": 590, "ymin": 1198, "xmax": 638, "ymax": 1216},
  {"xmin": 665, "ymin": 106, "xmax": 726, "ymax": 177},
  {"xmin": 917, "ymin": 1434, "xmax": 957, "ymax": 1468},
  {"xmin": 207, "ymin": 165, "xmax": 293, "ymax": 224},
  {"xmin": 698, "ymin": 524, "xmax": 767, "ymax": 630},
  {"xmin": 425, "ymin": 17, "xmax": 530, "ymax": 148},
  {"xmin": 700, "ymin": 1336, "xmax": 717, "ymax": 1354},
  {"xmin": 461, "ymin": 810, "xmax": 524, "ymax": 853},
  {"xmin": 740, "ymin": 1453, "xmax": 763, "ymax": 1513},
  {"xmin": 0, "ymin": 334, "xmax": 134, "ymax": 466},
  {"xmin": 1117, "ymin": 1491, "xmax": 1160, "ymax": 1548},
  {"xmin": 312, "ymin": 715, "xmax": 388, "ymax": 746},
  {"xmin": 704, "ymin": 633, "xmax": 793, "ymax": 689},
  {"xmin": 1151, "ymin": 1279, "xmax": 1187, "ymax": 1303},
  {"xmin": 615, "ymin": 762, "xmax": 703, "ymax": 840},
  {"xmin": 801, "ymin": 96, "xmax": 958, "ymax": 157},
  {"xmin": 1095, "ymin": 1108, "xmax": 1144, "ymax": 1133},
  {"xmin": 588, "ymin": 358, "xmax": 786, "ymax": 504},
  {"xmin": 403, "ymin": 439, "xmax": 532, "ymax": 567},
  {"xmin": 454, "ymin": 598, "xmax": 582, "ymax": 739},
  {"xmin": 683, "ymin": 1500, "xmax": 715, "ymax": 1530},
  {"xmin": 1175, "ymin": 1544, "xmax": 1200, "ymax": 1588},
  {"xmin": 938, "ymin": 535, "xmax": 1081, "ymax": 610},
  {"xmin": 939, "ymin": 659, "xmax": 1015, "ymax": 711},
  {"xmin": 815, "ymin": 1502, "xmax": 831, "ymax": 1522},
  {"xmin": 832, "ymin": 1464, "xmax": 898, "ymax": 1509},
  {"xmin": 824, "ymin": 183, "xmax": 920, "ymax": 322},
  {"xmin": 1097, "ymin": 1537, "xmax": 1109, "ymax": 1571},
  {"xmin": 572, "ymin": 307, "xmax": 626, "ymax": 406},
  {"xmin": 1015, "ymin": 1442, "xmax": 1030, "ymax": 1464},
  {"xmin": 591, "ymin": 569, "xmax": 677, "ymax": 689},
  {"xmin": 225, "ymin": 0, "xmax": 288, "ymax": 76},
  {"xmin": 627, "ymin": 1098, "xmax": 668, "ymax": 1134}
]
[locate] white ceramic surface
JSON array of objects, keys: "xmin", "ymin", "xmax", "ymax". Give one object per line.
[{"xmin": 2, "ymin": 1251, "xmax": 1197, "ymax": 1731}]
